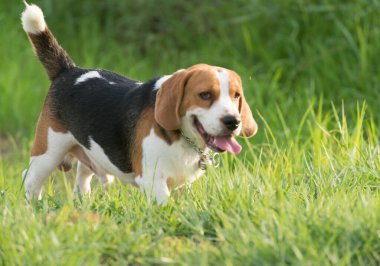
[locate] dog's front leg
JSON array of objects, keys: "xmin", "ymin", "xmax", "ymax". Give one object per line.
[{"xmin": 135, "ymin": 174, "xmax": 170, "ymax": 205}]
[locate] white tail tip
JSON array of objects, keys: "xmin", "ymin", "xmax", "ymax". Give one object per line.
[{"xmin": 21, "ymin": 2, "xmax": 46, "ymax": 34}]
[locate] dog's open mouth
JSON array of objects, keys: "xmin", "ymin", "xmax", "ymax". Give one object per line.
[{"xmin": 193, "ymin": 116, "xmax": 242, "ymax": 155}]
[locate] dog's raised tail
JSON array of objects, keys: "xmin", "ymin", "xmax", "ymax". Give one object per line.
[{"xmin": 21, "ymin": 2, "xmax": 75, "ymax": 80}]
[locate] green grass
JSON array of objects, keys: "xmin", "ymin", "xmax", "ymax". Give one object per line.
[{"xmin": 1, "ymin": 0, "xmax": 380, "ymax": 265}]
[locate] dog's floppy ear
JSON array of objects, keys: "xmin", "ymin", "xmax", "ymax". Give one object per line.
[
  {"xmin": 239, "ymin": 94, "xmax": 257, "ymax": 138},
  {"xmin": 155, "ymin": 70, "xmax": 189, "ymax": 130}
]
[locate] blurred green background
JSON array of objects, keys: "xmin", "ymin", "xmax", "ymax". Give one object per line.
[
  {"xmin": 0, "ymin": 0, "xmax": 379, "ymax": 141},
  {"xmin": 1, "ymin": 2, "xmax": 380, "ymax": 264}
]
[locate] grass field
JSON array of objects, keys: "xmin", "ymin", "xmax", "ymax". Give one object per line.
[{"xmin": 1, "ymin": 0, "xmax": 379, "ymax": 265}]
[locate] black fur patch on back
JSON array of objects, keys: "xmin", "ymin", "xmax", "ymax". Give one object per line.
[{"xmin": 50, "ymin": 67, "xmax": 160, "ymax": 173}]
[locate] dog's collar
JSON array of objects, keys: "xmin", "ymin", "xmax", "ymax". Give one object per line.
[{"xmin": 180, "ymin": 130, "xmax": 220, "ymax": 170}]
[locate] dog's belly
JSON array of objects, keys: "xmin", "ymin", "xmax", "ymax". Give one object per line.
[{"xmin": 72, "ymin": 137, "xmax": 136, "ymax": 185}]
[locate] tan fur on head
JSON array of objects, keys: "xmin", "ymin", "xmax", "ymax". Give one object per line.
[
  {"xmin": 154, "ymin": 70, "xmax": 189, "ymax": 130},
  {"xmin": 227, "ymin": 70, "xmax": 257, "ymax": 138},
  {"xmin": 155, "ymin": 65, "xmax": 222, "ymax": 130},
  {"xmin": 155, "ymin": 64, "xmax": 257, "ymax": 137},
  {"xmin": 238, "ymin": 95, "xmax": 257, "ymax": 137}
]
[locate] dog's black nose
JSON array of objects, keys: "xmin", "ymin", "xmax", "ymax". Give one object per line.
[{"xmin": 221, "ymin": 115, "xmax": 240, "ymax": 131}]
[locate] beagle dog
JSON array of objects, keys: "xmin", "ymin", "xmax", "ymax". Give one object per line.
[{"xmin": 21, "ymin": 3, "xmax": 257, "ymax": 204}]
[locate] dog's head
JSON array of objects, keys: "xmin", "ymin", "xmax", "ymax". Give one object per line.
[{"xmin": 155, "ymin": 64, "xmax": 257, "ymax": 155}]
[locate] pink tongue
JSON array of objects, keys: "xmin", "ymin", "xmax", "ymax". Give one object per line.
[{"xmin": 214, "ymin": 136, "xmax": 242, "ymax": 155}]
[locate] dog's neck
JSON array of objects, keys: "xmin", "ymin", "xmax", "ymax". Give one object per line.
[{"xmin": 179, "ymin": 130, "xmax": 219, "ymax": 170}]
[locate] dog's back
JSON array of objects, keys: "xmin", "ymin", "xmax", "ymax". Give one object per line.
[{"xmin": 51, "ymin": 68, "xmax": 160, "ymax": 173}]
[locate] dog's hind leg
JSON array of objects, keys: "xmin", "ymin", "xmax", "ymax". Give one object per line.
[
  {"xmin": 23, "ymin": 119, "xmax": 74, "ymax": 200},
  {"xmin": 73, "ymin": 162, "xmax": 94, "ymax": 195},
  {"xmin": 98, "ymin": 174, "xmax": 115, "ymax": 188}
]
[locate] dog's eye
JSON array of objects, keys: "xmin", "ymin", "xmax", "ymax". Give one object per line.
[
  {"xmin": 234, "ymin": 92, "xmax": 240, "ymax": 99},
  {"xmin": 199, "ymin": 92, "xmax": 212, "ymax": 100}
]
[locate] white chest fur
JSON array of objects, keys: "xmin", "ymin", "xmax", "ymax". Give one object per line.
[{"xmin": 135, "ymin": 128, "xmax": 205, "ymax": 204}]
